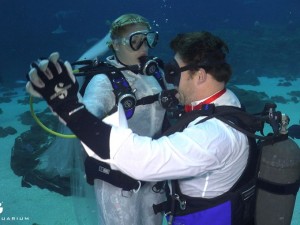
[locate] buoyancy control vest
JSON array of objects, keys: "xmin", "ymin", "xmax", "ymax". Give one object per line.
[
  {"xmin": 78, "ymin": 57, "xmax": 166, "ymax": 120},
  {"xmin": 153, "ymin": 103, "xmax": 300, "ymax": 225},
  {"xmin": 74, "ymin": 58, "xmax": 167, "ymax": 191}
]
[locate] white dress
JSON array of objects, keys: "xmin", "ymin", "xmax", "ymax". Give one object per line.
[{"xmin": 83, "ymin": 55, "xmax": 167, "ymax": 225}]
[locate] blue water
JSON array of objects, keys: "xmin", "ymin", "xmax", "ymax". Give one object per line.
[
  {"xmin": 1, "ymin": 0, "xmax": 300, "ymax": 85},
  {"xmin": 0, "ymin": 0, "xmax": 299, "ymax": 224}
]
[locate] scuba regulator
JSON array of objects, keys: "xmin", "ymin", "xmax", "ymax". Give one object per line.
[
  {"xmin": 257, "ymin": 102, "xmax": 282, "ymax": 136},
  {"xmin": 138, "ymin": 55, "xmax": 164, "ymax": 75}
]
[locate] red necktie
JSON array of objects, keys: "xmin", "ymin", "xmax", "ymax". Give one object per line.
[{"xmin": 184, "ymin": 88, "xmax": 226, "ymax": 112}]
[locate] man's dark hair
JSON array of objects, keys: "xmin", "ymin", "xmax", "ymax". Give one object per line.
[{"xmin": 170, "ymin": 32, "xmax": 232, "ymax": 83}]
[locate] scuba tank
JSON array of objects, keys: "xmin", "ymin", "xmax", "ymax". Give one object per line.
[{"xmin": 255, "ymin": 112, "xmax": 300, "ymax": 225}]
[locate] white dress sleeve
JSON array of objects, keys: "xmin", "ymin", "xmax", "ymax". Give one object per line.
[
  {"xmin": 82, "ymin": 74, "xmax": 115, "ymax": 118},
  {"xmin": 105, "ymin": 113, "xmax": 241, "ymax": 181}
]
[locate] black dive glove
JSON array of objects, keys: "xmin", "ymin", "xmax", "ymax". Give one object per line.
[
  {"xmin": 159, "ymin": 89, "xmax": 179, "ymax": 110},
  {"xmin": 26, "ymin": 52, "xmax": 83, "ymax": 124},
  {"xmin": 27, "ymin": 52, "xmax": 112, "ymax": 160}
]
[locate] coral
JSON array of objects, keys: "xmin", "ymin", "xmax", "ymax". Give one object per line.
[
  {"xmin": 0, "ymin": 126, "xmax": 17, "ymax": 138},
  {"xmin": 0, "ymin": 96, "xmax": 11, "ymax": 103},
  {"xmin": 229, "ymin": 85, "xmax": 271, "ymax": 113},
  {"xmin": 11, "ymin": 109, "xmax": 71, "ymax": 196},
  {"xmin": 3, "ymin": 91, "xmax": 18, "ymax": 97},
  {"xmin": 288, "ymin": 91, "xmax": 300, "ymax": 98},
  {"xmin": 270, "ymin": 95, "xmax": 288, "ymax": 104}
]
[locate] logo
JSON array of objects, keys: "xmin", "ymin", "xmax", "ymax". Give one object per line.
[
  {"xmin": 50, "ymin": 83, "xmax": 71, "ymax": 100},
  {"xmin": 98, "ymin": 166, "xmax": 110, "ymax": 175},
  {"xmin": 0, "ymin": 202, "xmax": 3, "ymax": 214},
  {"xmin": 0, "ymin": 201, "xmax": 30, "ymax": 222},
  {"xmin": 123, "ymin": 99, "xmax": 134, "ymax": 109}
]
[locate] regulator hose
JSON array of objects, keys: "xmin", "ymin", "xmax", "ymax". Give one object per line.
[{"xmin": 29, "ymin": 95, "xmax": 76, "ymax": 138}]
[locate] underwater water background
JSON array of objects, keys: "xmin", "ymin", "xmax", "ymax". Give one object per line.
[
  {"xmin": 1, "ymin": 0, "xmax": 300, "ymax": 84},
  {"xmin": 0, "ymin": 0, "xmax": 300, "ymax": 224}
]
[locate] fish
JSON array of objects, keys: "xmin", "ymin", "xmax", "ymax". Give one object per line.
[
  {"xmin": 51, "ymin": 25, "xmax": 67, "ymax": 34},
  {"xmin": 288, "ymin": 124, "xmax": 300, "ymax": 139}
]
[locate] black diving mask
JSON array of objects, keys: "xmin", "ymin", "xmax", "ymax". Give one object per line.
[
  {"xmin": 120, "ymin": 30, "xmax": 159, "ymax": 51},
  {"xmin": 164, "ymin": 59, "xmax": 197, "ymax": 86}
]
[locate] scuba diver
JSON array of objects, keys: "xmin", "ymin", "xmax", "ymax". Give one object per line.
[
  {"xmin": 71, "ymin": 14, "xmax": 175, "ymax": 225},
  {"xmin": 26, "ymin": 31, "xmax": 300, "ymax": 225}
]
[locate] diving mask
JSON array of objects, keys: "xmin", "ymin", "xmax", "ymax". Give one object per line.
[
  {"xmin": 164, "ymin": 59, "xmax": 197, "ymax": 86},
  {"xmin": 119, "ymin": 30, "xmax": 159, "ymax": 51}
]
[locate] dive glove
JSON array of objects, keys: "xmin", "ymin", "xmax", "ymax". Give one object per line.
[{"xmin": 26, "ymin": 52, "xmax": 83, "ymax": 124}]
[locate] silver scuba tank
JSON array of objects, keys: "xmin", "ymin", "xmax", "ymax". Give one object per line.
[{"xmin": 255, "ymin": 114, "xmax": 300, "ymax": 225}]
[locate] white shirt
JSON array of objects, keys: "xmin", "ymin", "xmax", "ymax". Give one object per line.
[{"xmin": 83, "ymin": 89, "xmax": 249, "ymax": 198}]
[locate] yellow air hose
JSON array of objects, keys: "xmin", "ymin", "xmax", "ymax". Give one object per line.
[{"xmin": 29, "ymin": 95, "xmax": 76, "ymax": 138}]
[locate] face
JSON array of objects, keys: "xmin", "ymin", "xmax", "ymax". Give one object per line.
[
  {"xmin": 113, "ymin": 24, "xmax": 151, "ymax": 65},
  {"xmin": 174, "ymin": 53, "xmax": 199, "ymax": 105}
]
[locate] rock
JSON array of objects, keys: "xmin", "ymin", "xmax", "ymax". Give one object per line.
[
  {"xmin": 11, "ymin": 110, "xmax": 71, "ymax": 196},
  {"xmin": 229, "ymin": 85, "xmax": 271, "ymax": 113},
  {"xmin": 4, "ymin": 126, "xmax": 17, "ymax": 135},
  {"xmin": 0, "ymin": 96, "xmax": 11, "ymax": 103},
  {"xmin": 0, "ymin": 126, "xmax": 17, "ymax": 137}
]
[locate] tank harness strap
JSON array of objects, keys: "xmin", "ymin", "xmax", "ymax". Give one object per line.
[
  {"xmin": 135, "ymin": 69, "xmax": 166, "ymax": 106},
  {"xmin": 257, "ymin": 178, "xmax": 300, "ymax": 196},
  {"xmin": 84, "ymin": 156, "xmax": 145, "ymax": 191},
  {"xmin": 257, "ymin": 133, "xmax": 300, "ymax": 196},
  {"xmin": 104, "ymin": 70, "xmax": 136, "ymax": 119},
  {"xmin": 153, "ymin": 69, "xmax": 167, "ymax": 90},
  {"xmin": 136, "ymin": 93, "xmax": 159, "ymax": 106},
  {"xmin": 170, "ymin": 182, "xmax": 190, "ymax": 224}
]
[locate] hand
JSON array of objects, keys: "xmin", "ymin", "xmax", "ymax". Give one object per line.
[
  {"xmin": 26, "ymin": 52, "xmax": 83, "ymax": 124},
  {"xmin": 159, "ymin": 89, "xmax": 179, "ymax": 109}
]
